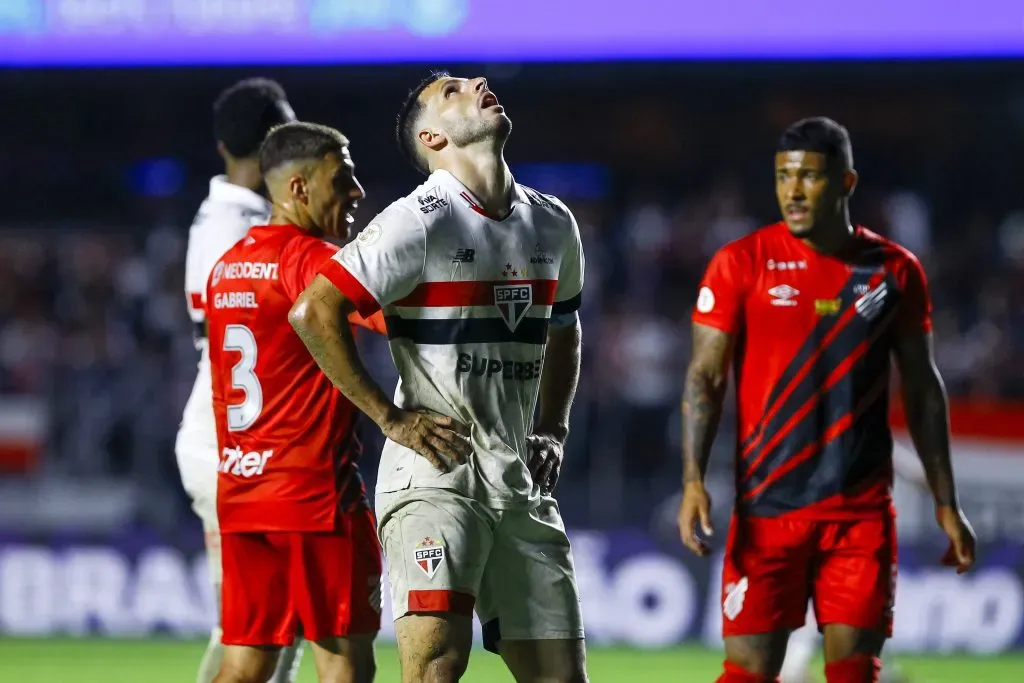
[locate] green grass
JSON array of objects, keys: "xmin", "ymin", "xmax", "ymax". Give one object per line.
[{"xmin": 1, "ymin": 639, "xmax": 1022, "ymax": 682}]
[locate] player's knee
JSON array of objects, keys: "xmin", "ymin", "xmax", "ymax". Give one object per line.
[
  {"xmin": 408, "ymin": 650, "xmax": 468, "ymax": 683},
  {"xmin": 824, "ymin": 654, "xmax": 881, "ymax": 683},
  {"xmin": 717, "ymin": 660, "xmax": 780, "ymax": 683},
  {"xmin": 724, "ymin": 636, "xmax": 786, "ymax": 678}
]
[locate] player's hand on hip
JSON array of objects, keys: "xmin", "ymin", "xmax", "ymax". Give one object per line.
[
  {"xmin": 936, "ymin": 505, "xmax": 977, "ymax": 574},
  {"xmin": 382, "ymin": 410, "xmax": 472, "ymax": 473},
  {"xmin": 678, "ymin": 481, "xmax": 714, "ymax": 557},
  {"xmin": 527, "ymin": 434, "xmax": 563, "ymax": 496}
]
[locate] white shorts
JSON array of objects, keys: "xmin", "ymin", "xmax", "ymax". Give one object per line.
[
  {"xmin": 174, "ymin": 431, "xmax": 221, "ymax": 584},
  {"xmin": 376, "ymin": 488, "xmax": 584, "ymax": 652}
]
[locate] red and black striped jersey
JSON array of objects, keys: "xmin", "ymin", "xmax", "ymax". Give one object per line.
[{"xmin": 693, "ymin": 222, "xmax": 931, "ymax": 519}]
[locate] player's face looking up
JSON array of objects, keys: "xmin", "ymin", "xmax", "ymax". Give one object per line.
[
  {"xmin": 775, "ymin": 150, "xmax": 843, "ymax": 236},
  {"xmin": 290, "ymin": 148, "xmax": 365, "ymax": 240},
  {"xmin": 416, "ymin": 76, "xmax": 511, "ymax": 155}
]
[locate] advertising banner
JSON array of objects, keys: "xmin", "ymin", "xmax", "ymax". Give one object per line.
[
  {"xmin": 1, "ymin": 0, "xmax": 1023, "ymax": 66},
  {"xmin": 2, "ymin": 529, "xmax": 1021, "ymax": 653}
]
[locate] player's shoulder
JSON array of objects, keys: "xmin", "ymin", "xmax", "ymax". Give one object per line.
[
  {"xmin": 388, "ymin": 173, "xmax": 455, "ymax": 228},
  {"xmin": 280, "ymin": 229, "xmax": 338, "ymax": 263},
  {"xmin": 856, "ymin": 225, "xmax": 923, "ymax": 269},
  {"xmin": 516, "ymin": 184, "xmax": 576, "ymax": 227},
  {"xmin": 191, "ymin": 177, "xmax": 269, "ymax": 234},
  {"xmin": 714, "ymin": 222, "xmax": 784, "ymax": 260}
]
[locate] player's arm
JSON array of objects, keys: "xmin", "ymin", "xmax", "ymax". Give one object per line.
[
  {"xmin": 682, "ymin": 323, "xmax": 735, "ymax": 486},
  {"xmin": 289, "ymin": 211, "xmax": 470, "ymax": 471},
  {"xmin": 529, "ymin": 201, "xmax": 585, "ymax": 495},
  {"xmin": 891, "ymin": 256, "xmax": 975, "ymax": 572},
  {"xmin": 678, "ymin": 246, "xmax": 745, "ymax": 556}
]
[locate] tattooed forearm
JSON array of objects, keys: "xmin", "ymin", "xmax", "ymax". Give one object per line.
[
  {"xmin": 895, "ymin": 331, "xmax": 959, "ymax": 508},
  {"xmin": 682, "ymin": 324, "xmax": 733, "ymax": 485},
  {"xmin": 289, "ymin": 278, "xmax": 397, "ymax": 427}
]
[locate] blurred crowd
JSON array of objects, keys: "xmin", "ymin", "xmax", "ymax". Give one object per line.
[{"xmin": 2, "ymin": 172, "xmax": 1023, "ymax": 526}]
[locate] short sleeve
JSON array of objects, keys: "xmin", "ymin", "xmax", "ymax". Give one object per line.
[
  {"xmin": 280, "ymin": 237, "xmax": 339, "ymax": 302},
  {"xmin": 318, "ymin": 205, "xmax": 426, "ymax": 317},
  {"xmin": 897, "ymin": 254, "xmax": 933, "ymax": 334},
  {"xmin": 692, "ymin": 245, "xmax": 748, "ymax": 335},
  {"xmin": 551, "ymin": 208, "xmax": 585, "ymax": 318}
]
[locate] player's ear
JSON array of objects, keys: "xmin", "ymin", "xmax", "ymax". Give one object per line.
[
  {"xmin": 215, "ymin": 140, "xmax": 232, "ymax": 163},
  {"xmin": 418, "ymin": 128, "xmax": 447, "ymax": 153},
  {"xmin": 288, "ymin": 173, "xmax": 310, "ymax": 205},
  {"xmin": 843, "ymin": 169, "xmax": 858, "ymax": 197}
]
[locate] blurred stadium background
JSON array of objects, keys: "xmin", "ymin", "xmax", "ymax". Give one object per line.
[{"xmin": 2, "ymin": 1, "xmax": 1024, "ymax": 681}]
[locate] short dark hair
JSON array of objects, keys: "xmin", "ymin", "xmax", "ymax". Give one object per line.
[
  {"xmin": 213, "ymin": 78, "xmax": 293, "ymax": 158},
  {"xmin": 396, "ymin": 70, "xmax": 451, "ymax": 175},
  {"xmin": 777, "ymin": 117, "xmax": 854, "ymax": 170},
  {"xmin": 258, "ymin": 122, "xmax": 349, "ymax": 176}
]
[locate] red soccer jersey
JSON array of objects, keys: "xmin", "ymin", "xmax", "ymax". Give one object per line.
[
  {"xmin": 208, "ymin": 224, "xmax": 386, "ymax": 532},
  {"xmin": 693, "ymin": 222, "xmax": 931, "ymax": 519}
]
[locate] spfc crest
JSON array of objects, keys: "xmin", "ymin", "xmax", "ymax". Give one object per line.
[
  {"xmin": 494, "ymin": 284, "xmax": 533, "ymax": 332},
  {"xmin": 413, "ymin": 537, "xmax": 444, "ymax": 579}
]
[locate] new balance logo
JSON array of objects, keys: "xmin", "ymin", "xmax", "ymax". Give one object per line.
[
  {"xmin": 452, "ymin": 249, "xmax": 475, "ymax": 263},
  {"xmin": 855, "ymin": 282, "xmax": 888, "ymax": 321}
]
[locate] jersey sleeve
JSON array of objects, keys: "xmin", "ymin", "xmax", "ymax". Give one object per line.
[
  {"xmin": 318, "ymin": 205, "xmax": 425, "ymax": 317},
  {"xmin": 280, "ymin": 237, "xmax": 340, "ymax": 302},
  {"xmin": 551, "ymin": 206, "xmax": 585, "ymax": 322},
  {"xmin": 897, "ymin": 253, "xmax": 933, "ymax": 334},
  {"xmin": 692, "ymin": 244, "xmax": 748, "ymax": 335}
]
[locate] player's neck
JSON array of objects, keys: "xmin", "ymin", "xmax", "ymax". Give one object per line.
[
  {"xmin": 441, "ymin": 150, "xmax": 512, "ymax": 218},
  {"xmin": 800, "ymin": 209, "xmax": 855, "ymax": 255},
  {"xmin": 224, "ymin": 159, "xmax": 264, "ymax": 194}
]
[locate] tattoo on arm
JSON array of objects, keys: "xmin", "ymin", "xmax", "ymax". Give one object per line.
[
  {"xmin": 536, "ymin": 320, "xmax": 582, "ymax": 443},
  {"xmin": 682, "ymin": 324, "xmax": 734, "ymax": 485},
  {"xmin": 896, "ymin": 332, "xmax": 958, "ymax": 507},
  {"xmin": 289, "ymin": 277, "xmax": 397, "ymax": 427}
]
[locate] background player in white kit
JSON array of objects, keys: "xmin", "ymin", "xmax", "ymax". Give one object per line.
[
  {"xmin": 175, "ymin": 78, "xmax": 301, "ymax": 683},
  {"xmin": 290, "ymin": 72, "xmax": 589, "ymax": 683}
]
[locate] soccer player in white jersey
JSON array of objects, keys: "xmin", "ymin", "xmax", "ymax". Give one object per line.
[
  {"xmin": 290, "ymin": 72, "xmax": 589, "ymax": 683},
  {"xmin": 174, "ymin": 78, "xmax": 302, "ymax": 683}
]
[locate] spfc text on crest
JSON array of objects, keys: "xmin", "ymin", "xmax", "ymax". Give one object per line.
[{"xmin": 494, "ymin": 284, "xmax": 533, "ymax": 331}]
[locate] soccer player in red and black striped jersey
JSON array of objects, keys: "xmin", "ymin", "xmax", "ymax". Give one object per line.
[{"xmin": 677, "ymin": 117, "xmax": 977, "ymax": 683}]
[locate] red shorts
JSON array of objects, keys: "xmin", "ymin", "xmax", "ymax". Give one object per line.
[
  {"xmin": 721, "ymin": 514, "xmax": 896, "ymax": 638},
  {"xmin": 221, "ymin": 509, "xmax": 382, "ymax": 646}
]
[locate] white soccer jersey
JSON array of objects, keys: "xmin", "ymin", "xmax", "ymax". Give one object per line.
[
  {"xmin": 176, "ymin": 176, "xmax": 270, "ymax": 466},
  {"xmin": 321, "ymin": 169, "xmax": 584, "ymax": 510}
]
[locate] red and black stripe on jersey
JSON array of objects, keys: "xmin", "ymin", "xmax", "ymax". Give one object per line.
[{"xmin": 737, "ymin": 263, "xmax": 900, "ymax": 516}]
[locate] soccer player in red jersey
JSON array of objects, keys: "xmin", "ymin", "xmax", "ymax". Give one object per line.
[
  {"xmin": 207, "ymin": 121, "xmax": 386, "ymax": 683},
  {"xmin": 677, "ymin": 117, "xmax": 977, "ymax": 683}
]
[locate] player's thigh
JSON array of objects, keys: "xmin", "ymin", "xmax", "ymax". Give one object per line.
[
  {"xmin": 721, "ymin": 515, "xmax": 816, "ymax": 639},
  {"xmin": 499, "ymin": 638, "xmax": 587, "ymax": 683},
  {"xmin": 479, "ymin": 498, "xmax": 585, "ymax": 669},
  {"xmin": 307, "ymin": 633, "xmax": 376, "ymax": 683},
  {"xmin": 221, "ymin": 532, "xmax": 296, "ymax": 647},
  {"xmin": 217, "ymin": 645, "xmax": 282, "ymax": 683},
  {"xmin": 289, "ymin": 510, "xmax": 384, "ymax": 642},
  {"xmin": 376, "ymin": 489, "xmax": 493, "ymax": 621},
  {"xmin": 813, "ymin": 516, "xmax": 896, "ymax": 653},
  {"xmin": 395, "ymin": 613, "xmax": 474, "ymax": 683}
]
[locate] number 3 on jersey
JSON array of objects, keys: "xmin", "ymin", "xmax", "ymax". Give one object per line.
[{"xmin": 224, "ymin": 324, "xmax": 262, "ymax": 431}]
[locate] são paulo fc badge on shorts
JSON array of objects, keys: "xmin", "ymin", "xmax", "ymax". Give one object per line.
[{"xmin": 414, "ymin": 536, "xmax": 445, "ymax": 579}]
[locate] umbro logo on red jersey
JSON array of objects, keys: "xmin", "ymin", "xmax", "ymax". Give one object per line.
[{"xmin": 768, "ymin": 284, "xmax": 799, "ymax": 307}]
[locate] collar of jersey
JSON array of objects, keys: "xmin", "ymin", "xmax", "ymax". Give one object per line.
[
  {"xmin": 208, "ymin": 175, "xmax": 271, "ymax": 214},
  {"xmin": 432, "ymin": 169, "xmax": 527, "ymax": 222}
]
